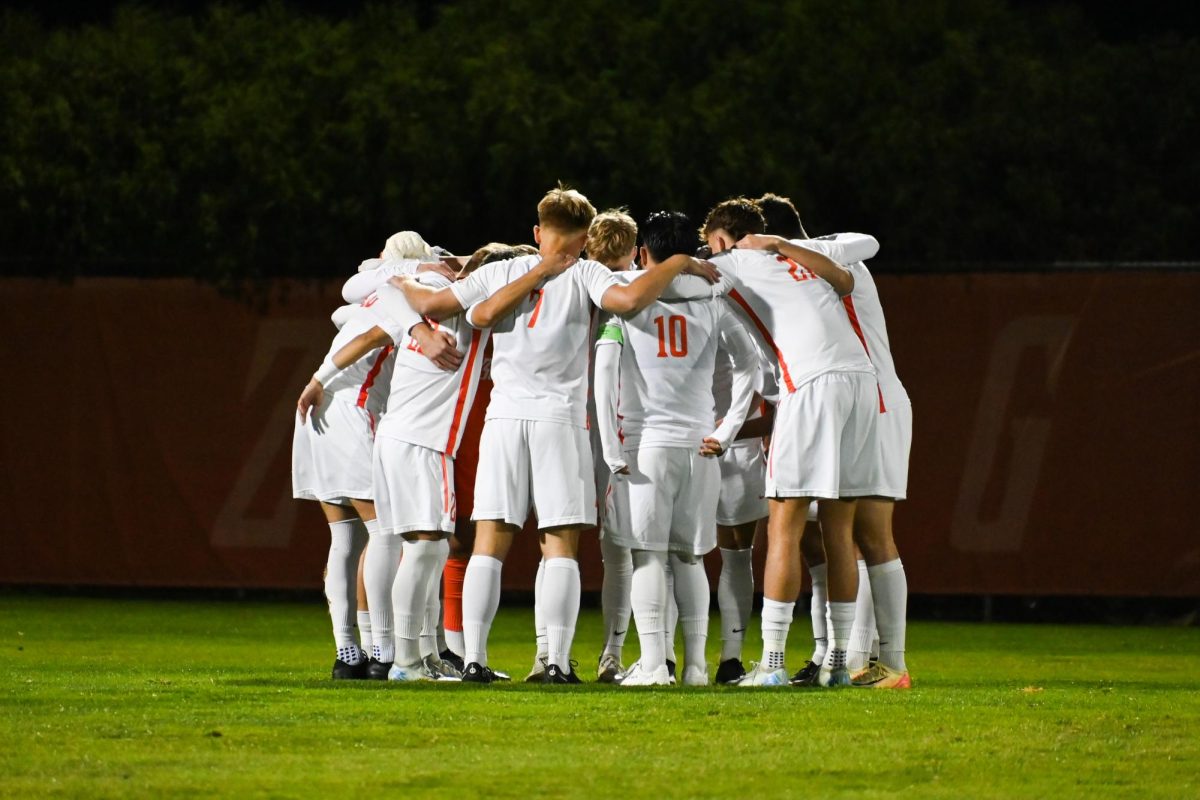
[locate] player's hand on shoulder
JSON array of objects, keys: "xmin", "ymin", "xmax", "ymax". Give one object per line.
[
  {"xmin": 415, "ymin": 260, "xmax": 459, "ymax": 282},
  {"xmin": 699, "ymin": 437, "xmax": 725, "ymax": 458},
  {"xmin": 608, "ymin": 460, "xmax": 630, "ymax": 476},
  {"xmin": 412, "ymin": 323, "xmax": 464, "ymax": 371},
  {"xmin": 736, "ymin": 234, "xmax": 782, "ymax": 252},
  {"xmin": 297, "ymin": 378, "xmax": 325, "ymax": 426},
  {"xmin": 535, "ymin": 252, "xmax": 578, "ymax": 279},
  {"xmin": 682, "ymin": 257, "xmax": 721, "ymax": 284}
]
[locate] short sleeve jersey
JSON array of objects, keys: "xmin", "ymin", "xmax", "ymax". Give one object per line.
[
  {"xmin": 713, "ymin": 248, "xmax": 874, "ymax": 393},
  {"xmin": 598, "ymin": 288, "xmax": 735, "ymax": 448},
  {"xmin": 449, "ymin": 255, "xmax": 619, "ymax": 427},
  {"xmin": 371, "ymin": 273, "xmax": 490, "ymax": 456},
  {"xmin": 321, "ymin": 301, "xmax": 394, "ymax": 417}
]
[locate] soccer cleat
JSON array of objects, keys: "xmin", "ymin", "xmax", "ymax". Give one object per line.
[
  {"xmin": 735, "ymin": 662, "xmax": 789, "ymax": 687},
  {"xmin": 543, "ymin": 663, "xmax": 583, "ymax": 684},
  {"xmin": 424, "ymin": 653, "xmax": 463, "ymax": 681},
  {"xmin": 818, "ymin": 666, "xmax": 851, "ymax": 687},
  {"xmin": 491, "ymin": 668, "xmax": 512, "ymax": 681},
  {"xmin": 524, "ymin": 654, "xmax": 548, "ymax": 683},
  {"xmin": 461, "ymin": 662, "xmax": 500, "ymax": 684},
  {"xmin": 851, "ymin": 662, "xmax": 912, "ymax": 689},
  {"xmin": 682, "ymin": 664, "xmax": 709, "ymax": 687},
  {"xmin": 439, "ymin": 649, "xmax": 465, "ymax": 673},
  {"xmin": 596, "ymin": 653, "xmax": 624, "ymax": 684},
  {"xmin": 365, "ymin": 659, "xmax": 392, "ymax": 681},
  {"xmin": 789, "ymin": 660, "xmax": 821, "ymax": 687},
  {"xmin": 387, "ymin": 661, "xmax": 437, "ymax": 682},
  {"xmin": 666, "ymin": 659, "xmax": 677, "ymax": 682},
  {"xmin": 331, "ymin": 657, "xmax": 368, "ymax": 680},
  {"xmin": 715, "ymin": 658, "xmax": 747, "ymax": 685},
  {"xmin": 619, "ymin": 662, "xmax": 672, "ymax": 686}
]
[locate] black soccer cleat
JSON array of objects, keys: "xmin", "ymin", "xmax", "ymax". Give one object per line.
[
  {"xmin": 439, "ymin": 649, "xmax": 465, "ymax": 673},
  {"xmin": 789, "ymin": 659, "xmax": 821, "ymax": 686},
  {"xmin": 715, "ymin": 658, "xmax": 747, "ymax": 685},
  {"xmin": 666, "ymin": 659, "xmax": 677, "ymax": 681},
  {"xmin": 331, "ymin": 658, "xmax": 368, "ymax": 680},
  {"xmin": 365, "ymin": 659, "xmax": 393, "ymax": 681},
  {"xmin": 543, "ymin": 663, "xmax": 583, "ymax": 684},
  {"xmin": 462, "ymin": 662, "xmax": 499, "ymax": 684}
]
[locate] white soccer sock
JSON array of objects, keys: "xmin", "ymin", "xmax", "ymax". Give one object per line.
[
  {"xmin": 362, "ymin": 522, "xmax": 402, "ymax": 663},
  {"xmin": 809, "ymin": 563, "xmax": 829, "ymax": 666},
  {"xmin": 436, "ymin": 598, "xmax": 448, "ymax": 654},
  {"xmin": 848, "ymin": 559, "xmax": 876, "ymax": 671},
  {"xmin": 827, "ymin": 601, "xmax": 856, "ymax": 670},
  {"xmin": 542, "ymin": 558, "xmax": 581, "ymax": 671},
  {"xmin": 420, "ymin": 539, "xmax": 450, "ymax": 658},
  {"xmin": 869, "ymin": 558, "xmax": 908, "ymax": 672},
  {"xmin": 326, "ymin": 519, "xmax": 367, "ymax": 663},
  {"xmin": 462, "ymin": 555, "xmax": 503, "ymax": 667},
  {"xmin": 533, "ymin": 558, "xmax": 548, "ymax": 659},
  {"xmin": 760, "ymin": 598, "xmax": 795, "ymax": 671},
  {"xmin": 630, "ymin": 550, "xmax": 669, "ymax": 670},
  {"xmin": 717, "ymin": 546, "xmax": 754, "ymax": 662},
  {"xmin": 670, "ymin": 554, "xmax": 710, "ymax": 674},
  {"xmin": 446, "ymin": 629, "xmax": 465, "ymax": 657},
  {"xmin": 600, "ymin": 537, "xmax": 633, "ymax": 660},
  {"xmin": 391, "ymin": 539, "xmax": 438, "ymax": 667},
  {"xmin": 664, "ymin": 560, "xmax": 678, "ymax": 664},
  {"xmin": 356, "ymin": 610, "xmax": 372, "ymax": 657}
]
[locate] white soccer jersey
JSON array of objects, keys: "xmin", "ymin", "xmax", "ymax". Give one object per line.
[
  {"xmin": 369, "ymin": 276, "xmax": 489, "ymax": 457},
  {"xmin": 341, "ymin": 258, "xmax": 422, "ymax": 304},
  {"xmin": 712, "ymin": 248, "xmax": 874, "ymax": 394},
  {"xmin": 596, "ymin": 280, "xmax": 760, "ymax": 450},
  {"xmin": 320, "ymin": 304, "xmax": 394, "ymax": 419},
  {"xmin": 448, "ymin": 254, "xmax": 620, "ymax": 427}
]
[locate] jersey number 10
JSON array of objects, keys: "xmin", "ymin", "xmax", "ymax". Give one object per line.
[{"xmin": 653, "ymin": 315, "xmax": 688, "ymax": 358}]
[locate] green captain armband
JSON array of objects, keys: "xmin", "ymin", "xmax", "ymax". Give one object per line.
[{"xmin": 598, "ymin": 324, "xmax": 625, "ymax": 344}]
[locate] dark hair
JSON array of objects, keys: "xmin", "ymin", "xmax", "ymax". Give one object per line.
[
  {"xmin": 700, "ymin": 197, "xmax": 765, "ymax": 242},
  {"xmin": 640, "ymin": 210, "xmax": 697, "ymax": 264},
  {"xmin": 757, "ymin": 193, "xmax": 807, "ymax": 239}
]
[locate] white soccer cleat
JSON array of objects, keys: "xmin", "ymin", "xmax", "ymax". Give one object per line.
[
  {"xmin": 735, "ymin": 662, "xmax": 789, "ymax": 687},
  {"xmin": 818, "ymin": 665, "xmax": 851, "ymax": 687},
  {"xmin": 619, "ymin": 662, "xmax": 672, "ymax": 686},
  {"xmin": 388, "ymin": 662, "xmax": 436, "ymax": 682},
  {"xmin": 423, "ymin": 653, "xmax": 463, "ymax": 681},
  {"xmin": 682, "ymin": 664, "xmax": 709, "ymax": 687}
]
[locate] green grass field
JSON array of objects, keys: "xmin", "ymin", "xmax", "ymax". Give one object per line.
[{"xmin": 1, "ymin": 596, "xmax": 1198, "ymax": 798}]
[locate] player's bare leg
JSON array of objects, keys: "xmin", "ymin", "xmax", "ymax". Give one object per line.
[
  {"xmin": 817, "ymin": 498, "xmax": 860, "ymax": 686},
  {"xmin": 715, "ymin": 520, "xmax": 757, "ymax": 683},
  {"xmin": 539, "ymin": 525, "xmax": 585, "ymax": 683},
  {"xmin": 851, "ymin": 497, "xmax": 910, "ymax": 687},
  {"xmin": 320, "ymin": 501, "xmax": 369, "ymax": 677},
  {"xmin": 741, "ymin": 497, "xmax": 810, "ymax": 686}
]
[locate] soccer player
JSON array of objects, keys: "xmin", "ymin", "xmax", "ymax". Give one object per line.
[
  {"xmin": 594, "ymin": 210, "xmax": 761, "ymax": 687},
  {"xmin": 700, "ymin": 197, "xmax": 879, "ymax": 687},
  {"xmin": 394, "ymin": 185, "xmax": 717, "ymax": 684}
]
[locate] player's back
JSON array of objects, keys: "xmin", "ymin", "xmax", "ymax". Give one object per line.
[
  {"xmin": 843, "ymin": 260, "xmax": 909, "ymax": 408},
  {"xmin": 714, "ymin": 248, "xmax": 873, "ymax": 393}
]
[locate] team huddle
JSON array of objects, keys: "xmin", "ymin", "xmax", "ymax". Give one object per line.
[{"xmin": 292, "ymin": 186, "xmax": 911, "ymax": 689}]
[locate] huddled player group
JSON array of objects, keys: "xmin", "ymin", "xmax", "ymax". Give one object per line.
[{"xmin": 292, "ymin": 185, "xmax": 911, "ymax": 689}]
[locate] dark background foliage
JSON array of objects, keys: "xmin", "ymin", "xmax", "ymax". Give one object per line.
[{"xmin": 2, "ymin": 0, "xmax": 1197, "ymax": 282}]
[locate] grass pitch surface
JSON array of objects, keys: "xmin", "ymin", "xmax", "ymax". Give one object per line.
[{"xmin": 1, "ymin": 596, "xmax": 1198, "ymax": 798}]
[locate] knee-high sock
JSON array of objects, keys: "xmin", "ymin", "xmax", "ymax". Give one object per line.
[
  {"xmin": 869, "ymin": 559, "xmax": 908, "ymax": 672},
  {"xmin": 809, "ymin": 563, "xmax": 829, "ymax": 666},
  {"xmin": 462, "ymin": 555, "xmax": 503, "ymax": 667},
  {"xmin": 421, "ymin": 539, "xmax": 450, "ymax": 658},
  {"xmin": 392, "ymin": 539, "xmax": 433, "ymax": 667},
  {"xmin": 630, "ymin": 550, "xmax": 669, "ymax": 670},
  {"xmin": 827, "ymin": 601, "xmax": 856, "ymax": 670},
  {"xmin": 326, "ymin": 519, "xmax": 368, "ymax": 663},
  {"xmin": 848, "ymin": 559, "xmax": 876, "ymax": 671},
  {"xmin": 362, "ymin": 523, "xmax": 403, "ymax": 663},
  {"xmin": 442, "ymin": 555, "xmax": 468, "ymax": 656},
  {"xmin": 542, "ymin": 558, "xmax": 581, "ymax": 671},
  {"xmin": 670, "ymin": 553, "xmax": 710, "ymax": 673},
  {"xmin": 600, "ymin": 537, "xmax": 633, "ymax": 660},
  {"xmin": 534, "ymin": 558, "xmax": 548, "ymax": 658},
  {"xmin": 664, "ymin": 559, "xmax": 678, "ymax": 664},
  {"xmin": 718, "ymin": 546, "xmax": 754, "ymax": 662},
  {"xmin": 760, "ymin": 598, "xmax": 795, "ymax": 671}
]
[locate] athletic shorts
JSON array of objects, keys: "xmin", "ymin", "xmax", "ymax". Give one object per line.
[
  {"xmin": 471, "ymin": 418, "xmax": 596, "ymax": 529},
  {"xmin": 603, "ymin": 445, "xmax": 719, "ymax": 557},
  {"xmin": 862, "ymin": 400, "xmax": 912, "ymax": 500},
  {"xmin": 765, "ymin": 371, "xmax": 880, "ymax": 499},
  {"xmin": 716, "ymin": 441, "xmax": 768, "ymax": 527},
  {"xmin": 291, "ymin": 396, "xmax": 376, "ymax": 505},
  {"xmin": 372, "ymin": 436, "xmax": 455, "ymax": 535}
]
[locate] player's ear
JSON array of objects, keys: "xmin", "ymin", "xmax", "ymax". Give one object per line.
[
  {"xmin": 533, "ymin": 225, "xmax": 542, "ymax": 245},
  {"xmin": 639, "ymin": 245, "xmax": 650, "ymax": 267}
]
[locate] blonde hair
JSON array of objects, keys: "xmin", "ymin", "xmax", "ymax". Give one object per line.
[
  {"xmin": 586, "ymin": 209, "xmax": 638, "ymax": 267},
  {"xmin": 537, "ymin": 183, "xmax": 597, "ymax": 234},
  {"xmin": 381, "ymin": 230, "xmax": 433, "ymax": 260}
]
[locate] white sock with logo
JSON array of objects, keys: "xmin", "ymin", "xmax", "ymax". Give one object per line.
[
  {"xmin": 362, "ymin": 522, "xmax": 402, "ymax": 663},
  {"xmin": 718, "ymin": 546, "xmax": 754, "ymax": 662},
  {"xmin": 671, "ymin": 553, "xmax": 710, "ymax": 674},
  {"xmin": 760, "ymin": 598, "xmax": 795, "ymax": 671},
  {"xmin": 326, "ymin": 519, "xmax": 367, "ymax": 663},
  {"xmin": 600, "ymin": 537, "xmax": 633, "ymax": 661},
  {"xmin": 827, "ymin": 601, "xmax": 856, "ymax": 671}
]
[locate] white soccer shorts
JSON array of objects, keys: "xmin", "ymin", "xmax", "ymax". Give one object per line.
[
  {"xmin": 765, "ymin": 371, "xmax": 881, "ymax": 499},
  {"xmin": 372, "ymin": 436, "xmax": 455, "ymax": 535},
  {"xmin": 862, "ymin": 400, "xmax": 912, "ymax": 500},
  {"xmin": 716, "ymin": 441, "xmax": 768, "ymax": 527},
  {"xmin": 291, "ymin": 396, "xmax": 376, "ymax": 505},
  {"xmin": 471, "ymin": 418, "xmax": 597, "ymax": 528},
  {"xmin": 603, "ymin": 445, "xmax": 720, "ymax": 557}
]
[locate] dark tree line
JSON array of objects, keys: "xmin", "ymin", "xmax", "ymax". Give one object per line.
[{"xmin": 2, "ymin": 0, "xmax": 1197, "ymax": 283}]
